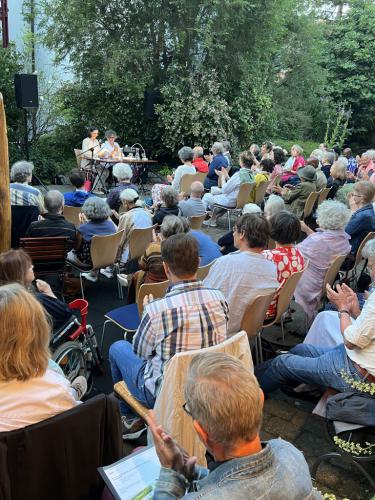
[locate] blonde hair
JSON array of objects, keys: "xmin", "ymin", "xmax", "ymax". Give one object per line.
[
  {"xmin": 330, "ymin": 161, "xmax": 346, "ymax": 180},
  {"xmin": 0, "ymin": 283, "xmax": 50, "ymax": 381},
  {"xmin": 292, "ymin": 144, "xmax": 303, "ymax": 156},
  {"xmin": 185, "ymin": 352, "xmax": 262, "ymax": 450}
]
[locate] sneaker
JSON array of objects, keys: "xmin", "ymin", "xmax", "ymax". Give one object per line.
[
  {"xmin": 203, "ymin": 219, "xmax": 212, "ymax": 226},
  {"xmin": 71, "ymin": 376, "xmax": 88, "ymax": 400},
  {"xmin": 100, "ymin": 267, "xmax": 114, "ymax": 279},
  {"xmin": 82, "ymin": 271, "xmax": 98, "ymax": 282},
  {"xmin": 117, "ymin": 273, "xmax": 128, "ymax": 287},
  {"xmin": 121, "ymin": 416, "xmax": 147, "ymax": 440}
]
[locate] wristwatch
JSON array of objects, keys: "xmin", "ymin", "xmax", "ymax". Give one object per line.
[{"xmin": 338, "ymin": 309, "xmax": 350, "ymax": 318}]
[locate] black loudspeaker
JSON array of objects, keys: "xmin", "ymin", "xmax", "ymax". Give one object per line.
[
  {"xmin": 14, "ymin": 74, "xmax": 39, "ymax": 109},
  {"xmin": 144, "ymin": 89, "xmax": 161, "ymax": 120}
]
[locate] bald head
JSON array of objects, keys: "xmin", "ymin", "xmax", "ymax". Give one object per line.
[
  {"xmin": 343, "ymin": 148, "xmax": 352, "ymax": 158},
  {"xmin": 190, "ymin": 181, "xmax": 204, "ymax": 198},
  {"xmin": 44, "ymin": 190, "xmax": 64, "ymax": 214}
]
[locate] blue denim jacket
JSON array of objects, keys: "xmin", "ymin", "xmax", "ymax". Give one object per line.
[
  {"xmin": 153, "ymin": 439, "xmax": 322, "ymax": 499},
  {"xmin": 345, "ymin": 204, "xmax": 375, "ymax": 255}
]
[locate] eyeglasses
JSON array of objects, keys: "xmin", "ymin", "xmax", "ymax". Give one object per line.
[
  {"xmin": 182, "ymin": 402, "xmax": 193, "ymax": 418},
  {"xmin": 352, "ymin": 193, "xmax": 364, "ymax": 198}
]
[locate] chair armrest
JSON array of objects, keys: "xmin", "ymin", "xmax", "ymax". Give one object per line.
[{"xmin": 114, "ymin": 381, "xmax": 150, "ymax": 420}]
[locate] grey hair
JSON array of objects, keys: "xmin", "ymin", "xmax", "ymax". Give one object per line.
[
  {"xmin": 113, "ymin": 163, "xmax": 132, "ymax": 181},
  {"xmin": 250, "ymin": 143, "xmax": 260, "ymax": 156},
  {"xmin": 81, "ymin": 197, "xmax": 111, "ymax": 222},
  {"xmin": 310, "ymin": 149, "xmax": 323, "ymax": 161},
  {"xmin": 10, "ymin": 161, "xmax": 34, "ymax": 183},
  {"xmin": 316, "ymin": 200, "xmax": 351, "ymax": 230},
  {"xmin": 243, "ymin": 203, "xmax": 262, "ymax": 215},
  {"xmin": 211, "ymin": 141, "xmax": 224, "ymax": 154},
  {"xmin": 363, "ymin": 149, "xmax": 375, "ymax": 160},
  {"xmin": 161, "ymin": 186, "xmax": 179, "ymax": 208},
  {"xmin": 160, "ymin": 215, "xmax": 190, "ymax": 239},
  {"xmin": 337, "ymin": 156, "xmax": 349, "ymax": 169},
  {"xmin": 264, "ymin": 194, "xmax": 285, "ymax": 218},
  {"xmin": 362, "ymin": 238, "xmax": 375, "ymax": 261},
  {"xmin": 44, "ymin": 190, "xmax": 64, "ymax": 214},
  {"xmin": 322, "ymin": 151, "xmax": 335, "ymax": 164},
  {"xmin": 291, "ymin": 144, "xmax": 303, "ymax": 156},
  {"xmin": 221, "ymin": 140, "xmax": 231, "ymax": 152},
  {"xmin": 105, "ymin": 129, "xmax": 117, "ymax": 138},
  {"xmin": 178, "ymin": 146, "xmax": 194, "ymax": 162}
]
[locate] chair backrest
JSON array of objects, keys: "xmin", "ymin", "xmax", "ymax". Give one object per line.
[
  {"xmin": 0, "ymin": 394, "xmax": 122, "ymax": 500},
  {"xmin": 195, "ymin": 172, "xmax": 207, "ymax": 184},
  {"xmin": 189, "ymin": 214, "xmax": 206, "ymax": 230},
  {"xmin": 318, "ymin": 187, "xmax": 331, "ymax": 205},
  {"xmin": 353, "ymin": 231, "xmax": 375, "ymax": 269},
  {"xmin": 322, "ymin": 254, "xmax": 348, "ymax": 298},
  {"xmin": 90, "ymin": 230, "xmax": 124, "ymax": 269},
  {"xmin": 11, "ymin": 205, "xmax": 39, "ymax": 248},
  {"xmin": 303, "ymin": 191, "xmax": 319, "ymax": 220},
  {"xmin": 128, "ymin": 225, "xmax": 156, "ymax": 260},
  {"xmin": 152, "ymin": 331, "xmax": 253, "ymax": 466},
  {"xmin": 196, "ymin": 260, "xmax": 215, "ymax": 280},
  {"xmin": 267, "ymin": 262, "xmax": 308, "ymax": 325},
  {"xmin": 273, "ymin": 174, "xmax": 281, "ymax": 187},
  {"xmin": 240, "ymin": 290, "xmax": 277, "ymax": 341},
  {"xmin": 74, "ymin": 148, "xmax": 82, "ymax": 168},
  {"xmin": 236, "ymin": 182, "xmax": 255, "ymax": 209},
  {"xmin": 63, "ymin": 205, "xmax": 82, "ymax": 227},
  {"xmin": 20, "ymin": 236, "xmax": 70, "ymax": 276},
  {"xmin": 254, "ymin": 180, "xmax": 271, "ymax": 205},
  {"xmin": 137, "ymin": 279, "xmax": 170, "ymax": 316},
  {"xmin": 180, "ymin": 173, "xmax": 201, "ymax": 194}
]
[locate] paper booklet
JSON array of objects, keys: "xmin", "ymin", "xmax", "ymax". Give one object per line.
[{"xmin": 98, "ymin": 446, "xmax": 161, "ymax": 500}]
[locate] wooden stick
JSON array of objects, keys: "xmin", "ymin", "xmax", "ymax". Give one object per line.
[{"xmin": 0, "ymin": 93, "xmax": 10, "ymax": 252}]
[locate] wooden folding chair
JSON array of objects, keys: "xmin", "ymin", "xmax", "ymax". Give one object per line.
[
  {"xmin": 180, "ymin": 173, "xmax": 202, "ymax": 195},
  {"xmin": 196, "ymin": 260, "xmax": 215, "ymax": 280},
  {"xmin": 128, "ymin": 226, "xmax": 156, "ymax": 260},
  {"xmin": 189, "ymin": 214, "xmax": 206, "ymax": 230},
  {"xmin": 63, "ymin": 206, "xmax": 82, "ymax": 227},
  {"xmin": 240, "ymin": 290, "xmax": 276, "ymax": 364},
  {"xmin": 303, "ymin": 191, "xmax": 320, "ymax": 221},
  {"xmin": 74, "ymin": 148, "xmax": 82, "ymax": 168},
  {"xmin": 254, "ymin": 180, "xmax": 271, "ymax": 205},
  {"xmin": 213, "ymin": 182, "xmax": 255, "ymax": 230},
  {"xmin": 345, "ymin": 232, "xmax": 375, "ymax": 287},
  {"xmin": 318, "ymin": 187, "xmax": 331, "ymax": 205}
]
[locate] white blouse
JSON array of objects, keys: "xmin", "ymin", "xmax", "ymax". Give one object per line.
[{"xmin": 81, "ymin": 137, "xmax": 101, "ymax": 169}]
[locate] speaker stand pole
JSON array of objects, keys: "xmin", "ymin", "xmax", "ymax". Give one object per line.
[{"xmin": 23, "ymin": 108, "xmax": 29, "ymax": 161}]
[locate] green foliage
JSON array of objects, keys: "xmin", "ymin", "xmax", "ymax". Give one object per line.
[
  {"xmin": 324, "ymin": 105, "xmax": 351, "ymax": 148},
  {"xmin": 270, "ymin": 138, "xmax": 318, "ymax": 157}
]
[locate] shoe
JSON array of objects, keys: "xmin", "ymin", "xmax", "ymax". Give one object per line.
[
  {"xmin": 71, "ymin": 376, "xmax": 88, "ymax": 400},
  {"xmin": 121, "ymin": 416, "xmax": 147, "ymax": 440},
  {"xmin": 117, "ymin": 274, "xmax": 128, "ymax": 287},
  {"xmin": 203, "ymin": 219, "xmax": 217, "ymax": 227},
  {"xmin": 82, "ymin": 272, "xmax": 98, "ymax": 282},
  {"xmin": 100, "ymin": 267, "xmax": 114, "ymax": 279}
]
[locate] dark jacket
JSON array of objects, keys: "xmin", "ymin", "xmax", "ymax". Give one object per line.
[
  {"xmin": 204, "ymin": 153, "xmax": 229, "ymax": 190},
  {"xmin": 152, "ymin": 205, "xmax": 179, "ymax": 226},
  {"xmin": 26, "ymin": 214, "xmax": 77, "ymax": 245},
  {"xmin": 327, "ymin": 177, "xmax": 346, "ymax": 199},
  {"xmin": 345, "ymin": 204, "xmax": 375, "ymax": 255},
  {"xmin": 282, "ymin": 180, "xmax": 316, "ymax": 219},
  {"xmin": 0, "ymin": 394, "xmax": 122, "ymax": 500}
]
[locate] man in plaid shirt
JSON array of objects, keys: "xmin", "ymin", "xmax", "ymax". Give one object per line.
[{"xmin": 109, "ymin": 233, "xmax": 229, "ymax": 438}]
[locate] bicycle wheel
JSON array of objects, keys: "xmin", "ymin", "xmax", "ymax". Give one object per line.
[{"xmin": 52, "ymin": 341, "xmax": 87, "ymax": 383}]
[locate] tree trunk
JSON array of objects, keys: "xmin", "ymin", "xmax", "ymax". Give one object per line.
[{"xmin": 0, "ymin": 92, "xmax": 11, "ymax": 252}]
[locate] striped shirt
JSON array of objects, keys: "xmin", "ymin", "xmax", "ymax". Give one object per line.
[
  {"xmin": 10, "ymin": 183, "xmax": 44, "ymax": 213},
  {"xmin": 132, "ymin": 280, "xmax": 229, "ymax": 396}
]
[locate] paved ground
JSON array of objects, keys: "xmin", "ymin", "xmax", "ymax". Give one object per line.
[{"xmin": 51, "ymin": 183, "xmax": 374, "ymax": 499}]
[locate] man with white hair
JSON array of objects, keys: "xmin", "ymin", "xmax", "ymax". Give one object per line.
[
  {"xmin": 150, "ymin": 352, "xmax": 319, "ymax": 499},
  {"xmin": 26, "ymin": 190, "xmax": 78, "ymax": 247},
  {"xmin": 106, "ymin": 163, "xmax": 138, "ymax": 212},
  {"xmin": 204, "ymin": 142, "xmax": 229, "ymax": 190},
  {"xmin": 10, "ymin": 160, "xmax": 44, "ymax": 213},
  {"xmin": 178, "ymin": 181, "xmax": 205, "ymax": 218}
]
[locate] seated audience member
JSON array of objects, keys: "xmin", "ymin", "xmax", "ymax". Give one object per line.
[
  {"xmin": 343, "ymin": 147, "xmax": 358, "ymax": 175},
  {"xmin": 345, "ymin": 181, "xmax": 375, "ymax": 256},
  {"xmin": 260, "ymin": 141, "xmax": 273, "ymax": 160},
  {"xmin": 357, "ymin": 150, "xmax": 375, "ymax": 180},
  {"xmin": 152, "ymin": 187, "xmax": 180, "ymax": 226},
  {"xmin": 204, "ymin": 142, "xmax": 229, "ymax": 190},
  {"xmin": 109, "ymin": 234, "xmax": 229, "ymax": 436},
  {"xmin": 151, "ymin": 353, "xmax": 319, "ymax": 499},
  {"xmin": 222, "ymin": 139, "xmax": 232, "ymax": 169},
  {"xmin": 248, "ymin": 158, "xmax": 274, "ymax": 202},
  {"xmin": 107, "ymin": 163, "xmax": 138, "ymax": 212},
  {"xmin": 256, "ymin": 243, "xmax": 375, "ymax": 396},
  {"xmin": 296, "ymin": 200, "xmax": 351, "ymax": 320},
  {"xmin": 64, "ymin": 169, "xmax": 94, "ymax": 207},
  {"xmin": 0, "ymin": 283, "xmax": 85, "ymax": 431},
  {"xmin": 152, "ymin": 147, "xmax": 195, "ymax": 206},
  {"xmin": 218, "ymin": 203, "xmax": 261, "ymax": 254},
  {"xmin": 203, "ymin": 150, "xmax": 254, "ymax": 227},
  {"xmin": 190, "ymin": 227, "xmax": 222, "ymax": 266},
  {"xmin": 274, "ymin": 166, "xmax": 317, "ymax": 219},
  {"xmin": 0, "ymin": 249, "xmax": 72, "ymax": 330},
  {"xmin": 264, "ymin": 194, "xmax": 286, "ymax": 218},
  {"xmin": 117, "ymin": 189, "xmax": 152, "ymax": 265},
  {"xmin": 267, "ymin": 146, "xmax": 284, "ymax": 193},
  {"xmin": 69, "ymin": 197, "xmax": 117, "ymax": 281},
  {"xmin": 304, "ymin": 239, "xmax": 375, "ymax": 348},
  {"xmin": 192, "ymin": 146, "xmax": 209, "ymax": 173},
  {"xmin": 204, "ymin": 214, "xmax": 278, "ymax": 334},
  {"xmin": 249, "ymin": 143, "xmax": 261, "ymax": 161},
  {"xmin": 127, "ymin": 216, "xmax": 189, "ymax": 303},
  {"xmin": 10, "ymin": 160, "xmax": 44, "ymax": 213},
  {"xmin": 263, "ymin": 211, "xmax": 304, "ymax": 319},
  {"xmin": 26, "ymin": 190, "xmax": 78, "ymax": 248},
  {"xmin": 321, "ymin": 150, "xmax": 335, "ymax": 179},
  {"xmin": 306, "ymin": 157, "xmax": 327, "ymax": 191},
  {"xmin": 326, "ymin": 161, "xmax": 346, "ymax": 199},
  {"xmin": 280, "ymin": 145, "xmax": 305, "ymax": 185},
  {"xmin": 178, "ymin": 181, "xmax": 206, "ymax": 217}
]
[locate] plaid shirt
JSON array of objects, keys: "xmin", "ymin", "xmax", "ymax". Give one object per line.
[
  {"xmin": 10, "ymin": 183, "xmax": 44, "ymax": 212},
  {"xmin": 132, "ymin": 280, "xmax": 229, "ymax": 396}
]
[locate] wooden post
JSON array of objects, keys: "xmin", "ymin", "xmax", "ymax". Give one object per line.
[{"xmin": 0, "ymin": 92, "xmax": 11, "ymax": 252}]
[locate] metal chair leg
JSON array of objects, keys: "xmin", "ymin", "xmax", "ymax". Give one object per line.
[
  {"xmin": 227, "ymin": 210, "xmax": 231, "ymax": 231},
  {"xmin": 79, "ymin": 273, "xmax": 85, "ymax": 300},
  {"xmin": 100, "ymin": 319, "xmax": 111, "ymax": 355},
  {"xmin": 257, "ymin": 334, "xmax": 264, "ymax": 364}
]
